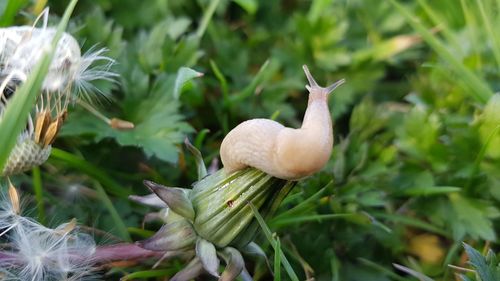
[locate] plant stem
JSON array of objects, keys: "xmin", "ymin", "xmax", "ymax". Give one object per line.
[
  {"xmin": 195, "ymin": 0, "xmax": 221, "ymax": 40},
  {"xmin": 0, "ymin": 243, "xmax": 162, "ymax": 265},
  {"xmin": 32, "ymin": 166, "xmax": 46, "ymax": 224},
  {"xmin": 92, "ymin": 243, "xmax": 162, "ymax": 264}
]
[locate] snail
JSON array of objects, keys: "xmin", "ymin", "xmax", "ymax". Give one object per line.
[{"xmin": 220, "ymin": 65, "xmax": 344, "ymax": 180}]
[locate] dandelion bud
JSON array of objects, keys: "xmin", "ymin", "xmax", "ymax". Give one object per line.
[
  {"xmin": 191, "ymin": 168, "xmax": 295, "ymax": 248},
  {"xmin": 136, "ymin": 167, "xmax": 295, "ymax": 281}
]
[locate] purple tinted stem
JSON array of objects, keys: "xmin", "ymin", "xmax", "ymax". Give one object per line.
[
  {"xmin": 92, "ymin": 243, "xmax": 162, "ymax": 264},
  {"xmin": 0, "ymin": 243, "xmax": 162, "ymax": 266},
  {"xmin": 0, "ymin": 251, "xmax": 15, "ymax": 260}
]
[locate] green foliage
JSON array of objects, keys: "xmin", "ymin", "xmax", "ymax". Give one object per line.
[
  {"xmin": 61, "ymin": 68, "xmax": 197, "ymax": 164},
  {"xmin": 2, "ymin": 0, "xmax": 500, "ymax": 280},
  {"xmin": 60, "ymin": 14, "xmax": 202, "ymax": 163},
  {"xmin": 394, "ymin": 244, "xmax": 500, "ymax": 281}
]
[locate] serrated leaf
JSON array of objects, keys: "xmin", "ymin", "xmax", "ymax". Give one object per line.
[
  {"xmin": 61, "ymin": 67, "xmax": 200, "ymax": 164},
  {"xmin": 449, "ymin": 194, "xmax": 496, "ymax": 241},
  {"xmin": 463, "ymin": 244, "xmax": 498, "ymax": 281}
]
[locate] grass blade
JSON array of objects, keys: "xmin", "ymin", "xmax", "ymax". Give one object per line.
[
  {"xmin": 49, "ymin": 148, "xmax": 130, "ymax": 197},
  {"xmin": 249, "ymin": 202, "xmax": 300, "ymax": 281},
  {"xmin": 210, "ymin": 59, "xmax": 229, "ymax": 99},
  {"xmin": 393, "ymin": 263, "xmax": 434, "ymax": 281},
  {"xmin": 32, "ymin": 166, "xmax": 45, "ymax": 224},
  {"xmin": 274, "ymin": 236, "xmax": 281, "ymax": 281},
  {"xmin": 93, "ymin": 181, "xmax": 131, "ymax": 241},
  {"xmin": 400, "ymin": 186, "xmax": 461, "ymax": 196},
  {"xmin": 121, "ymin": 269, "xmax": 175, "ymax": 280},
  {"xmin": 195, "ymin": 0, "xmax": 221, "ymax": 40},
  {"xmin": 389, "ymin": 0, "xmax": 493, "ymax": 104},
  {"xmin": 271, "ymin": 213, "xmax": 358, "ymax": 228},
  {"xmin": 358, "ymin": 258, "xmax": 407, "ymax": 281},
  {"xmin": 474, "ymin": 0, "xmax": 500, "ymax": 69},
  {"xmin": 229, "ymin": 59, "xmax": 273, "ymax": 104},
  {"xmin": 0, "ymin": 0, "xmax": 29, "ymax": 26},
  {"xmin": 373, "ymin": 212, "xmax": 449, "ymax": 237},
  {"xmin": 416, "ymin": 0, "xmax": 461, "ymax": 50},
  {"xmin": 272, "ymin": 181, "xmax": 331, "ymax": 221}
]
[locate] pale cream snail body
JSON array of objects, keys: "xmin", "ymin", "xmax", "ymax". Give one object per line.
[{"xmin": 220, "ymin": 65, "xmax": 344, "ymax": 180}]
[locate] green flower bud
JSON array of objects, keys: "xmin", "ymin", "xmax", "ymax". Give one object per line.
[
  {"xmin": 138, "ymin": 167, "xmax": 295, "ymax": 281},
  {"xmin": 190, "ymin": 168, "xmax": 295, "ymax": 248}
]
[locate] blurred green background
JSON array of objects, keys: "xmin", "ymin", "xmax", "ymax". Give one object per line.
[{"xmin": 1, "ymin": 0, "xmax": 499, "ymax": 280}]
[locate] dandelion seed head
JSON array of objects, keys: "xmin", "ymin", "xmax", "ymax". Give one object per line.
[
  {"xmin": 73, "ymin": 46, "xmax": 117, "ymax": 102},
  {"xmin": 7, "ymin": 218, "xmax": 97, "ymax": 280},
  {"xmin": 1, "ymin": 9, "xmax": 117, "ymax": 175},
  {"xmin": 0, "ymin": 186, "xmax": 98, "ymax": 280}
]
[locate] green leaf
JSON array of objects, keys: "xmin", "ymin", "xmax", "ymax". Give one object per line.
[
  {"xmin": 184, "ymin": 138, "xmax": 208, "ymax": 180},
  {"xmin": 271, "ymin": 213, "xmax": 359, "ymax": 228},
  {"xmin": 463, "ymin": 243, "xmax": 498, "ymax": 281},
  {"xmin": 233, "ymin": 0, "xmax": 258, "ymax": 15},
  {"xmin": 61, "ymin": 67, "xmax": 200, "ymax": 164},
  {"xmin": 138, "ymin": 17, "xmax": 192, "ymax": 71},
  {"xmin": 174, "ymin": 67, "xmax": 203, "ymax": 99},
  {"xmin": 449, "ymin": 194, "xmax": 496, "ymax": 241},
  {"xmin": 401, "ymin": 186, "xmax": 461, "ymax": 196},
  {"xmin": 478, "ymin": 94, "xmax": 500, "ymax": 158},
  {"xmin": 373, "ymin": 213, "xmax": 448, "ymax": 237}
]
